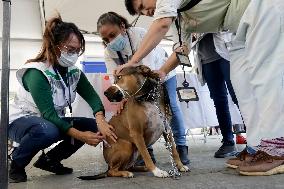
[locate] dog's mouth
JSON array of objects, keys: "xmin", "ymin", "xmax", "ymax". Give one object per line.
[{"xmin": 104, "ymin": 86, "xmax": 124, "ymax": 102}]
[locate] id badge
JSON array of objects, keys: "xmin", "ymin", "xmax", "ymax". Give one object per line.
[
  {"xmin": 176, "ymin": 87, "xmax": 199, "ymax": 102},
  {"xmin": 176, "ymin": 52, "xmax": 192, "ymax": 67}
]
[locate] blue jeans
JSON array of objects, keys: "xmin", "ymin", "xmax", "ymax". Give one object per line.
[
  {"xmin": 164, "ymin": 76, "xmax": 187, "ymax": 146},
  {"xmin": 202, "ymin": 58, "xmax": 238, "ymax": 145},
  {"xmin": 8, "ymin": 116, "xmax": 98, "ymax": 168}
]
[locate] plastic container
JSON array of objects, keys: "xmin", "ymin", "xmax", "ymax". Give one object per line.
[{"xmin": 80, "ymin": 61, "xmax": 107, "ymax": 73}]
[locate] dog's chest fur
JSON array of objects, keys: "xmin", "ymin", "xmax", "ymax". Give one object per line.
[{"xmin": 143, "ymin": 102, "xmax": 166, "ymax": 146}]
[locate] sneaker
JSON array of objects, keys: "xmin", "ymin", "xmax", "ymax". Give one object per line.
[
  {"xmin": 176, "ymin": 145, "xmax": 190, "ymax": 165},
  {"xmin": 9, "ymin": 161, "xmax": 27, "ymax": 183},
  {"xmin": 214, "ymin": 143, "xmax": 237, "ymax": 158},
  {"xmin": 135, "ymin": 148, "xmax": 156, "ymax": 166},
  {"xmin": 33, "ymin": 152, "xmax": 73, "ymax": 175},
  {"xmin": 226, "ymin": 148, "xmax": 254, "ymax": 169},
  {"xmin": 238, "ymin": 150, "xmax": 284, "ymax": 176},
  {"xmin": 236, "ymin": 135, "xmax": 247, "ymax": 144}
]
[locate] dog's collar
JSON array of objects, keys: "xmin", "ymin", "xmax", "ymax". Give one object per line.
[{"xmin": 112, "ymin": 77, "xmax": 148, "ymax": 99}]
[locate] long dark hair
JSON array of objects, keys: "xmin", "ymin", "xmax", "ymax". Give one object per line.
[
  {"xmin": 27, "ymin": 16, "xmax": 85, "ymax": 65},
  {"xmin": 97, "ymin": 12, "xmax": 131, "ymax": 31}
]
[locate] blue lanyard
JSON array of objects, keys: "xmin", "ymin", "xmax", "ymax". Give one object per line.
[{"xmin": 53, "ymin": 66, "xmax": 72, "ymax": 115}]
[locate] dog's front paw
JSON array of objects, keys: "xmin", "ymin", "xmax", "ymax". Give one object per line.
[
  {"xmin": 179, "ymin": 165, "xmax": 190, "ymax": 172},
  {"xmin": 152, "ymin": 167, "xmax": 169, "ymax": 178},
  {"xmin": 123, "ymin": 171, "xmax": 134, "ymax": 178}
]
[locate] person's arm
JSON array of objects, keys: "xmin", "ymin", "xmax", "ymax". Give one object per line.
[
  {"xmin": 23, "ymin": 69, "xmax": 104, "ymax": 146},
  {"xmin": 158, "ymin": 44, "xmax": 190, "ymax": 79},
  {"xmin": 130, "ymin": 18, "xmax": 173, "ymax": 64},
  {"xmin": 76, "ymin": 72, "xmax": 117, "ymax": 142}
]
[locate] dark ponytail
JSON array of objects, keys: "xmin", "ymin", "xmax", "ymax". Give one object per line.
[
  {"xmin": 27, "ymin": 15, "xmax": 85, "ymax": 65},
  {"xmin": 97, "ymin": 12, "xmax": 131, "ymax": 31}
]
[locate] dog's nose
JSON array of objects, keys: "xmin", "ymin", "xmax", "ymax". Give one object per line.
[
  {"xmin": 104, "ymin": 87, "xmax": 124, "ymax": 102},
  {"xmin": 104, "ymin": 90, "xmax": 111, "ymax": 99}
]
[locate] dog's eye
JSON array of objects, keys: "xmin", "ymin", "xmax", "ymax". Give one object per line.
[{"xmin": 117, "ymin": 76, "xmax": 122, "ymax": 80}]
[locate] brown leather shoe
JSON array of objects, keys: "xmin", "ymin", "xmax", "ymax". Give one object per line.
[
  {"xmin": 225, "ymin": 149, "xmax": 254, "ymax": 169},
  {"xmin": 238, "ymin": 150, "xmax": 284, "ymax": 176}
]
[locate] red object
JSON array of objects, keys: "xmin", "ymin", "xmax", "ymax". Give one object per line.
[
  {"xmin": 102, "ymin": 74, "xmax": 117, "ymax": 112},
  {"xmin": 104, "ymin": 75, "xmax": 109, "ymax": 80},
  {"xmin": 236, "ymin": 135, "xmax": 247, "ymax": 144}
]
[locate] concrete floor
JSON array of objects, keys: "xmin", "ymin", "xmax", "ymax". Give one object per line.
[{"xmin": 9, "ymin": 135, "xmax": 284, "ymax": 189}]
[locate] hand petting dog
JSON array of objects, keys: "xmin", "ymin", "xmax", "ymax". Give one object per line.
[{"xmin": 95, "ymin": 111, "xmax": 118, "ymax": 143}]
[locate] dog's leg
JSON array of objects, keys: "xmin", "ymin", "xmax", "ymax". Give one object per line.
[
  {"xmin": 163, "ymin": 131, "xmax": 189, "ymax": 172},
  {"xmin": 108, "ymin": 167, "xmax": 134, "ymax": 178},
  {"xmin": 131, "ymin": 133, "xmax": 169, "ymax": 178},
  {"xmin": 104, "ymin": 139, "xmax": 136, "ymax": 178}
]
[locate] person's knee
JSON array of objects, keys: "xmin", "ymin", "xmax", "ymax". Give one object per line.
[{"xmin": 29, "ymin": 122, "xmax": 60, "ymax": 142}]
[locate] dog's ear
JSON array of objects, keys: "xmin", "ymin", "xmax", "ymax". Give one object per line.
[{"xmin": 136, "ymin": 65, "xmax": 160, "ymax": 81}]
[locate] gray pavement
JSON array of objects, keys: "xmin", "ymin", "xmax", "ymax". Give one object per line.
[{"xmin": 9, "ymin": 135, "xmax": 284, "ymax": 189}]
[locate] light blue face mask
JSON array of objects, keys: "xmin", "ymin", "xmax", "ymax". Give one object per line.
[
  {"xmin": 58, "ymin": 51, "xmax": 79, "ymax": 67},
  {"xmin": 107, "ymin": 33, "xmax": 128, "ymax": 52}
]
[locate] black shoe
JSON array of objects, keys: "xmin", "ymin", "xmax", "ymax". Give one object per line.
[
  {"xmin": 9, "ymin": 161, "xmax": 27, "ymax": 183},
  {"xmin": 176, "ymin": 145, "xmax": 190, "ymax": 165},
  {"xmin": 214, "ymin": 143, "xmax": 237, "ymax": 158},
  {"xmin": 33, "ymin": 152, "xmax": 73, "ymax": 175},
  {"xmin": 135, "ymin": 148, "xmax": 156, "ymax": 166}
]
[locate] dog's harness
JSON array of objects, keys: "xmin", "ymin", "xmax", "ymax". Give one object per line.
[{"xmin": 112, "ymin": 77, "xmax": 148, "ymax": 99}]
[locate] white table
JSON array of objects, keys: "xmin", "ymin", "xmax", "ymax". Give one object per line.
[{"xmin": 72, "ymin": 72, "xmax": 243, "ymax": 130}]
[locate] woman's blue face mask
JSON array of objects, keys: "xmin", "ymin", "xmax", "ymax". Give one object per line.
[{"xmin": 107, "ymin": 33, "xmax": 128, "ymax": 52}]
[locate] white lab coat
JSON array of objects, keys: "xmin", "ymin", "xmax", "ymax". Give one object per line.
[{"xmin": 229, "ymin": 0, "xmax": 284, "ymax": 146}]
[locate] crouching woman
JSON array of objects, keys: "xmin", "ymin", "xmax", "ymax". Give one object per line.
[{"xmin": 8, "ymin": 16, "xmax": 117, "ymax": 183}]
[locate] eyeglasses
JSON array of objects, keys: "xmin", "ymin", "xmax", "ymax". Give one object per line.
[{"xmin": 61, "ymin": 45, "xmax": 82, "ymax": 56}]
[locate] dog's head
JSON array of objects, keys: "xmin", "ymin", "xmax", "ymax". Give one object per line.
[{"xmin": 104, "ymin": 65, "xmax": 160, "ymax": 102}]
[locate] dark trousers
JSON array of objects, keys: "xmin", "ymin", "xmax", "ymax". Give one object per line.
[
  {"xmin": 202, "ymin": 58, "xmax": 238, "ymax": 144},
  {"xmin": 8, "ymin": 116, "xmax": 98, "ymax": 168}
]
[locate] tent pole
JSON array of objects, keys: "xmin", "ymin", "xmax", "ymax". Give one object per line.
[{"xmin": 1, "ymin": 0, "xmax": 11, "ymax": 188}]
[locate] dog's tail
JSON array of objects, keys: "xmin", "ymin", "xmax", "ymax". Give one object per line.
[{"xmin": 78, "ymin": 171, "xmax": 108, "ymax": 180}]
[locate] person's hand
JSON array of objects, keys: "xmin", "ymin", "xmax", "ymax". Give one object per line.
[
  {"xmin": 175, "ymin": 44, "xmax": 190, "ymax": 55},
  {"xmin": 96, "ymin": 118, "xmax": 117, "ymax": 143},
  {"xmin": 79, "ymin": 131, "xmax": 104, "ymax": 147},
  {"xmin": 154, "ymin": 69, "xmax": 167, "ymax": 82},
  {"xmin": 115, "ymin": 99, "xmax": 128, "ymax": 115},
  {"xmin": 113, "ymin": 61, "xmax": 136, "ymax": 75}
]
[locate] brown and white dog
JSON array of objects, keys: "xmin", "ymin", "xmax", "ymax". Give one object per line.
[{"xmin": 79, "ymin": 65, "xmax": 189, "ymax": 180}]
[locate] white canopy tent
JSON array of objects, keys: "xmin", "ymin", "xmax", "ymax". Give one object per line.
[{"xmin": 41, "ymin": 0, "xmax": 154, "ymax": 34}]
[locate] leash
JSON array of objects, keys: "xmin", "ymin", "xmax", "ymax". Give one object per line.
[{"xmin": 154, "ymin": 80, "xmax": 181, "ymax": 179}]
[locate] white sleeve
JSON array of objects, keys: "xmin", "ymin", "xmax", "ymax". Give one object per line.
[
  {"xmin": 153, "ymin": 0, "xmax": 183, "ymax": 20},
  {"xmin": 213, "ymin": 32, "xmax": 232, "ymax": 61},
  {"xmin": 104, "ymin": 50, "xmax": 117, "ymax": 74}
]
